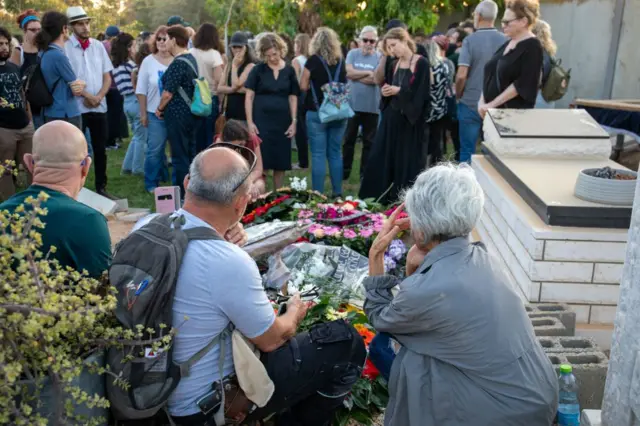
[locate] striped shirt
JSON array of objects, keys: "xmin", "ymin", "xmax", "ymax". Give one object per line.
[{"xmin": 113, "ymin": 60, "xmax": 135, "ymax": 96}]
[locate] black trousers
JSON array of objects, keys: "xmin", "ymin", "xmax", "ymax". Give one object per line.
[
  {"xmin": 295, "ymin": 96, "xmax": 309, "ymax": 168},
  {"xmin": 172, "ymin": 320, "xmax": 366, "ymax": 426},
  {"xmin": 342, "ymin": 111, "xmax": 378, "ymax": 180},
  {"xmin": 106, "ymin": 88, "xmax": 128, "ymax": 145},
  {"xmin": 82, "ymin": 112, "xmax": 108, "ymax": 190},
  {"xmin": 444, "ymin": 115, "xmax": 460, "ymax": 162},
  {"xmin": 427, "ymin": 116, "xmax": 447, "ymax": 167}
]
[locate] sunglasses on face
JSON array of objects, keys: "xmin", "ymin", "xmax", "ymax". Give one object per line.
[
  {"xmin": 208, "ymin": 142, "xmax": 257, "ymax": 192},
  {"xmin": 362, "ymin": 38, "xmax": 376, "ymax": 44},
  {"xmin": 156, "ymin": 36, "xmax": 167, "ymax": 42},
  {"xmin": 501, "ymin": 18, "xmax": 519, "ymax": 26}
]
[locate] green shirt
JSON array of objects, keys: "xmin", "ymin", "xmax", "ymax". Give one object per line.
[{"xmin": 0, "ymin": 185, "xmax": 112, "ymax": 278}]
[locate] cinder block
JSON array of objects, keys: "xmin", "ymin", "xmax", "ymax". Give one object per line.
[
  {"xmin": 532, "ymin": 316, "xmax": 571, "ymax": 336},
  {"xmin": 548, "ymin": 352, "xmax": 609, "ymax": 410},
  {"xmin": 537, "ymin": 336, "xmax": 599, "ymax": 352},
  {"xmin": 527, "ymin": 303, "xmax": 577, "ymax": 335}
]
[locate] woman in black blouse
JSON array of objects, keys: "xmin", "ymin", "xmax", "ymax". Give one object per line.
[
  {"xmin": 479, "ymin": 0, "xmax": 543, "ymax": 118},
  {"xmin": 245, "ymin": 33, "xmax": 299, "ymax": 189},
  {"xmin": 217, "ymin": 32, "xmax": 256, "ymax": 122}
]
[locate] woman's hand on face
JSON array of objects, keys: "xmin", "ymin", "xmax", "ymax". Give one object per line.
[
  {"xmin": 233, "ymin": 48, "xmax": 245, "ymax": 66},
  {"xmin": 406, "ymin": 244, "xmax": 430, "ymax": 276},
  {"xmin": 285, "ymin": 122, "xmax": 296, "ymax": 138},
  {"xmin": 370, "ymin": 203, "xmax": 405, "ymax": 259}
]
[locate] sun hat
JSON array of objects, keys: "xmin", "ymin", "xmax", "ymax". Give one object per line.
[{"xmin": 66, "ymin": 6, "xmax": 91, "ymax": 24}]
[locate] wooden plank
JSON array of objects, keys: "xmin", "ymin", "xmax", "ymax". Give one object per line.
[{"xmin": 573, "ymin": 98, "xmax": 640, "ymax": 112}]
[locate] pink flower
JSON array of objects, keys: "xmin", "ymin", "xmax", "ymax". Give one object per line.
[
  {"xmin": 343, "ymin": 229, "xmax": 357, "ymax": 239},
  {"xmin": 309, "ymin": 224, "xmax": 322, "ymax": 233},
  {"xmin": 373, "ymin": 222, "xmax": 384, "ymax": 232},
  {"xmin": 324, "ymin": 226, "xmax": 341, "ymax": 236},
  {"xmin": 298, "ymin": 210, "xmax": 314, "ymax": 219},
  {"xmin": 359, "ymin": 228, "xmax": 374, "ymax": 238},
  {"xmin": 303, "ymin": 219, "xmax": 312, "ymax": 224}
]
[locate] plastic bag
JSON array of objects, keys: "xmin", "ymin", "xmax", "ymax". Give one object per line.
[
  {"xmin": 243, "ymin": 221, "xmax": 310, "ymax": 259},
  {"xmin": 263, "ymin": 243, "xmax": 369, "ymax": 302}
]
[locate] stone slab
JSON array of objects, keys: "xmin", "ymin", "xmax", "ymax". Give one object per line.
[
  {"xmin": 77, "ymin": 188, "xmax": 117, "ymax": 217},
  {"xmin": 527, "ymin": 303, "xmax": 577, "ymax": 335},
  {"xmin": 581, "ymin": 409, "xmax": 602, "ymax": 426}
]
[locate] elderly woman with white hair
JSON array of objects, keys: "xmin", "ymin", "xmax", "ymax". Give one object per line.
[{"xmin": 364, "ymin": 163, "xmax": 559, "ymax": 426}]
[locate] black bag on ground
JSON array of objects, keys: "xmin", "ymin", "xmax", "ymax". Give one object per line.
[
  {"xmin": 106, "ymin": 214, "xmax": 230, "ymax": 420},
  {"xmin": 22, "ymin": 49, "xmax": 59, "ymax": 108}
]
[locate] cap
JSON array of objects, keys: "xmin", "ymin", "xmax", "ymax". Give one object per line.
[
  {"xmin": 167, "ymin": 15, "xmax": 190, "ymax": 27},
  {"xmin": 105, "ymin": 25, "xmax": 120, "ymax": 38},
  {"xmin": 229, "ymin": 31, "xmax": 249, "ymax": 47},
  {"xmin": 385, "ymin": 19, "xmax": 407, "ymax": 32},
  {"xmin": 560, "ymin": 364, "xmax": 572, "ymax": 374}
]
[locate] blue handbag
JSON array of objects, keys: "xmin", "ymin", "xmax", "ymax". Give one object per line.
[{"xmin": 310, "ymin": 58, "xmax": 354, "ymax": 124}]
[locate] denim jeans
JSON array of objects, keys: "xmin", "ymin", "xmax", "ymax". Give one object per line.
[
  {"xmin": 457, "ymin": 102, "xmax": 483, "ymax": 163},
  {"xmin": 368, "ymin": 332, "xmax": 397, "ymax": 382},
  {"xmin": 306, "ymin": 111, "xmax": 347, "ymax": 196},
  {"xmin": 144, "ymin": 113, "xmax": 169, "ymax": 192},
  {"xmin": 122, "ymin": 95, "xmax": 147, "ymax": 174},
  {"xmin": 166, "ymin": 112, "xmax": 197, "ymax": 198}
]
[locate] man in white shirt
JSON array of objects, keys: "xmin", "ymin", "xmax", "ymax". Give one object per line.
[
  {"xmin": 134, "ymin": 145, "xmax": 366, "ymax": 425},
  {"xmin": 64, "ymin": 6, "xmax": 115, "ymax": 198}
]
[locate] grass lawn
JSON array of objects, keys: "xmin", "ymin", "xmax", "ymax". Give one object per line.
[{"xmin": 85, "ymin": 139, "xmax": 365, "ymax": 211}]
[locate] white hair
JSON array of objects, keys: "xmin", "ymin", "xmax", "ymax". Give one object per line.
[
  {"xmin": 359, "ymin": 26, "xmax": 378, "ymax": 39},
  {"xmin": 404, "ymin": 163, "xmax": 484, "ymax": 245},
  {"xmin": 187, "ymin": 150, "xmax": 250, "ymax": 205},
  {"xmin": 475, "ymin": 0, "xmax": 499, "ymax": 21}
]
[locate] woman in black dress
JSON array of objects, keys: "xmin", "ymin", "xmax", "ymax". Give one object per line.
[
  {"xmin": 359, "ymin": 28, "xmax": 431, "ymax": 205},
  {"xmin": 245, "ymin": 33, "xmax": 299, "ymax": 189},
  {"xmin": 479, "ymin": 0, "xmax": 543, "ymax": 118},
  {"xmin": 12, "ymin": 9, "xmax": 42, "ymax": 128},
  {"xmin": 217, "ymin": 31, "xmax": 256, "ymax": 122}
]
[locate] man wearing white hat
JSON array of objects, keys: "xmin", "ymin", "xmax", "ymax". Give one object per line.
[{"xmin": 64, "ymin": 6, "xmax": 115, "ymax": 199}]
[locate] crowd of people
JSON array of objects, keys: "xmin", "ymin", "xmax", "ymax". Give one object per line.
[
  {"xmin": 0, "ymin": 0, "xmax": 558, "ymax": 206},
  {"xmin": 0, "ymin": 0, "xmax": 565, "ymax": 424}
]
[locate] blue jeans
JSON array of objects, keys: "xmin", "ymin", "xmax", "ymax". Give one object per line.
[
  {"xmin": 196, "ymin": 96, "xmax": 219, "ymax": 154},
  {"xmin": 368, "ymin": 332, "xmax": 397, "ymax": 382},
  {"xmin": 121, "ymin": 95, "xmax": 147, "ymax": 174},
  {"xmin": 166, "ymin": 112, "xmax": 197, "ymax": 197},
  {"xmin": 144, "ymin": 113, "xmax": 168, "ymax": 192},
  {"xmin": 457, "ymin": 102, "xmax": 483, "ymax": 163},
  {"xmin": 306, "ymin": 111, "xmax": 347, "ymax": 196}
]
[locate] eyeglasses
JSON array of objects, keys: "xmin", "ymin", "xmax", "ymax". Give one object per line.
[
  {"xmin": 362, "ymin": 38, "xmax": 376, "ymax": 44},
  {"xmin": 501, "ymin": 18, "xmax": 518, "ymax": 26},
  {"xmin": 208, "ymin": 142, "xmax": 257, "ymax": 192}
]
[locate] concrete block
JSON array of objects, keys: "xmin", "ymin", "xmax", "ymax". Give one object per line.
[
  {"xmin": 593, "ymin": 263, "xmax": 623, "ymax": 284},
  {"xmin": 531, "ymin": 261, "xmax": 594, "ymax": 283},
  {"xmin": 581, "ymin": 409, "xmax": 602, "ymax": 426},
  {"xmin": 532, "ymin": 316, "xmax": 571, "ymax": 337},
  {"xmin": 569, "ymin": 304, "xmax": 591, "ymax": 324},
  {"xmin": 540, "ymin": 283, "xmax": 620, "ymax": 305},
  {"xmin": 544, "ymin": 240, "xmax": 626, "ymax": 263},
  {"xmin": 114, "ymin": 198, "xmax": 129, "ymax": 213},
  {"xmin": 538, "ymin": 336, "xmax": 599, "ymax": 352},
  {"xmin": 547, "ymin": 352, "xmax": 609, "ymax": 410},
  {"xmin": 77, "ymin": 188, "xmax": 117, "ymax": 217},
  {"xmin": 527, "ymin": 303, "xmax": 577, "ymax": 334}
]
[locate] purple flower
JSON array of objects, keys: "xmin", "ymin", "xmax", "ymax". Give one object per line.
[
  {"xmin": 384, "ymin": 255, "xmax": 397, "ymax": 272},
  {"xmin": 387, "ymin": 239, "xmax": 407, "ymax": 260}
]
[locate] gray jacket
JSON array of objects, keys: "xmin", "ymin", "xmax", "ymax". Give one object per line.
[{"xmin": 364, "ymin": 237, "xmax": 558, "ymax": 426}]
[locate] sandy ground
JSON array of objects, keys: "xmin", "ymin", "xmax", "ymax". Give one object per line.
[{"xmin": 107, "ymin": 220, "xmax": 134, "ymax": 248}]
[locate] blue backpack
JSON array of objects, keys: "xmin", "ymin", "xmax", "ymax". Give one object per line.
[
  {"xmin": 176, "ymin": 56, "xmax": 212, "ymax": 117},
  {"xmin": 310, "ymin": 58, "xmax": 354, "ymax": 124}
]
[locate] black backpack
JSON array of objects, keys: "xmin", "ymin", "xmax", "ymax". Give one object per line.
[
  {"xmin": 106, "ymin": 214, "xmax": 232, "ymax": 421},
  {"xmin": 23, "ymin": 49, "xmax": 60, "ymax": 108}
]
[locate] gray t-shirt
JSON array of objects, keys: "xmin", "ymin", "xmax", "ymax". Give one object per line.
[
  {"xmin": 458, "ymin": 28, "xmax": 508, "ymax": 109},
  {"xmin": 346, "ymin": 48, "xmax": 381, "ymax": 114},
  {"xmin": 133, "ymin": 210, "xmax": 276, "ymax": 416}
]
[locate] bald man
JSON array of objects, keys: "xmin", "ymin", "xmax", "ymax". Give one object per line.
[
  {"xmin": 0, "ymin": 121, "xmax": 112, "ymax": 278},
  {"xmin": 132, "ymin": 146, "xmax": 364, "ymax": 425}
]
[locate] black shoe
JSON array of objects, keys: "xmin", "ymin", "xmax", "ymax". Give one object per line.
[{"xmin": 96, "ymin": 188, "xmax": 118, "ymax": 200}]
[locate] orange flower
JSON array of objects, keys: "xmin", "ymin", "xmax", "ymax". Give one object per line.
[{"xmin": 354, "ymin": 324, "xmax": 375, "ymax": 347}]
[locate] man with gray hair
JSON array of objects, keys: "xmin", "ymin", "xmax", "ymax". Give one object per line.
[
  {"xmin": 456, "ymin": 0, "xmax": 507, "ymax": 163},
  {"xmin": 133, "ymin": 145, "xmax": 366, "ymax": 425},
  {"xmin": 0, "ymin": 121, "xmax": 112, "ymax": 278},
  {"xmin": 343, "ymin": 25, "xmax": 381, "ymax": 180}
]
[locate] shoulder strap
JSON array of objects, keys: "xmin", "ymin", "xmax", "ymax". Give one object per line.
[
  {"xmin": 177, "ymin": 55, "xmax": 198, "ymax": 78},
  {"xmin": 333, "ymin": 58, "xmax": 343, "ymax": 83},
  {"xmin": 184, "ymin": 226, "xmax": 223, "ymax": 241}
]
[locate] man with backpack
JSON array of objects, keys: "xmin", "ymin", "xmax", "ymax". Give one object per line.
[
  {"xmin": 0, "ymin": 26, "xmax": 34, "ymax": 201},
  {"xmin": 110, "ymin": 145, "xmax": 366, "ymax": 425}
]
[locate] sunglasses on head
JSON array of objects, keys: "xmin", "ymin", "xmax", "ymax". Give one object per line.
[
  {"xmin": 362, "ymin": 38, "xmax": 376, "ymax": 44},
  {"xmin": 208, "ymin": 142, "xmax": 257, "ymax": 192}
]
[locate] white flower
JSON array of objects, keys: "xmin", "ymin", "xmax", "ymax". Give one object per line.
[
  {"xmin": 289, "ymin": 176, "xmax": 307, "ymax": 191},
  {"xmin": 345, "ymin": 195, "xmax": 354, "ymax": 201},
  {"xmin": 293, "ymin": 203, "xmax": 307, "ymax": 209}
]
